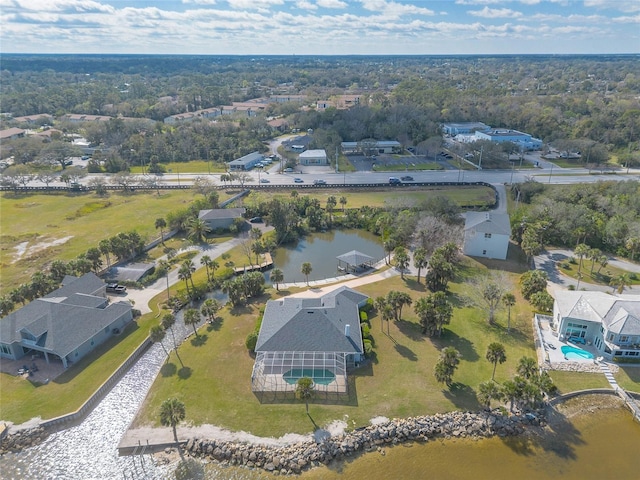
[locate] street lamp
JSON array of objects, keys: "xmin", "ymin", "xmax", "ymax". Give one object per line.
[{"xmin": 510, "ymin": 161, "xmax": 515, "ymax": 185}]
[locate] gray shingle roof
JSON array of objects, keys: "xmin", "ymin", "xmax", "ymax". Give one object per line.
[
  {"xmin": 198, "ymin": 207, "xmax": 246, "ymax": 221},
  {"xmin": 1, "ymin": 273, "xmax": 132, "ymax": 358},
  {"xmin": 256, "ymin": 287, "xmax": 366, "ymax": 355},
  {"xmin": 336, "ymin": 250, "xmax": 374, "ymax": 267},
  {"xmin": 464, "ymin": 212, "xmax": 511, "ymax": 236}
]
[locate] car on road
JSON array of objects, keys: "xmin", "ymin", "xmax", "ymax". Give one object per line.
[
  {"xmin": 388, "ymin": 177, "xmax": 401, "ymax": 185},
  {"xmin": 313, "ymin": 179, "xmax": 327, "ymax": 185},
  {"xmin": 249, "ymin": 217, "xmax": 263, "ymax": 223},
  {"xmin": 400, "ymin": 175, "xmax": 414, "ymax": 181},
  {"xmin": 106, "ymin": 283, "xmax": 127, "ymax": 294},
  {"xmin": 260, "ymin": 178, "xmax": 270, "ymax": 183},
  {"xmin": 294, "ymin": 178, "xmax": 304, "ymax": 183},
  {"xmin": 284, "ymin": 167, "xmax": 294, "ymax": 173}
]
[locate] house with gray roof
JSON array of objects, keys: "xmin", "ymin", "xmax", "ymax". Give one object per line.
[
  {"xmin": 554, "ymin": 291, "xmax": 640, "ymax": 360},
  {"xmin": 198, "ymin": 207, "xmax": 246, "ymax": 230},
  {"xmin": 463, "ymin": 212, "xmax": 511, "ymax": 260},
  {"xmin": 251, "ymin": 286, "xmax": 368, "ymax": 395},
  {"xmin": 0, "ymin": 273, "xmax": 133, "ymax": 369},
  {"xmin": 227, "ymin": 151, "xmax": 263, "ymax": 171}
]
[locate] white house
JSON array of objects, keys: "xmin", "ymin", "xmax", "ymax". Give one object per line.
[
  {"xmin": 299, "ymin": 149, "xmax": 328, "ymax": 166},
  {"xmin": 463, "ymin": 212, "xmax": 511, "ymax": 260},
  {"xmin": 227, "ymin": 152, "xmax": 264, "ymax": 171},
  {"xmin": 442, "ymin": 122, "xmax": 490, "ymax": 136},
  {"xmin": 554, "ymin": 291, "xmax": 640, "ymax": 360}
]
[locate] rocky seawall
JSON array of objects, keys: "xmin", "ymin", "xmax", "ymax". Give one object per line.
[
  {"xmin": 183, "ymin": 410, "xmax": 543, "ymax": 475},
  {"xmin": 0, "ymin": 426, "xmax": 48, "ymax": 455}
]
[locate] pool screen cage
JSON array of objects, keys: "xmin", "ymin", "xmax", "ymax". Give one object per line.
[{"xmin": 251, "ymin": 351, "xmax": 348, "ymax": 394}]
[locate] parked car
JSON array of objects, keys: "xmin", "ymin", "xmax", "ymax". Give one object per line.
[
  {"xmin": 260, "ymin": 178, "xmax": 270, "ymax": 183},
  {"xmin": 106, "ymin": 283, "xmax": 127, "ymax": 294},
  {"xmin": 388, "ymin": 177, "xmax": 401, "ymax": 185},
  {"xmin": 249, "ymin": 217, "xmax": 263, "ymax": 223},
  {"xmin": 294, "ymin": 178, "xmax": 304, "ymax": 183},
  {"xmin": 284, "ymin": 167, "xmax": 294, "ymax": 173},
  {"xmin": 313, "ymin": 179, "xmax": 327, "ymax": 185},
  {"xmin": 400, "ymin": 175, "xmax": 414, "ymax": 181}
]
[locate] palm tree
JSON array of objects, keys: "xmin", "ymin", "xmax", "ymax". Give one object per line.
[
  {"xmin": 502, "ymin": 292, "xmax": 516, "ymax": 332},
  {"xmin": 486, "ymin": 342, "xmax": 507, "ymax": 381},
  {"xmin": 184, "ymin": 308, "xmax": 201, "ymax": 337},
  {"xmin": 301, "ymin": 262, "xmax": 312, "ymax": 286},
  {"xmin": 477, "ymin": 380, "xmax": 504, "ymax": 410},
  {"xmin": 158, "ymin": 260, "xmax": 171, "ymax": 301},
  {"xmin": 99, "ymin": 239, "xmax": 112, "ymax": 268},
  {"xmin": 517, "ymin": 356, "xmax": 538, "ymax": 380},
  {"xmin": 161, "ymin": 313, "xmax": 183, "ymax": 367},
  {"xmin": 574, "ymin": 243, "xmax": 590, "ymax": 275},
  {"xmin": 270, "ymin": 268, "xmax": 284, "ymax": 291},
  {"xmin": 610, "ymin": 273, "xmax": 631, "ymax": 294},
  {"xmin": 381, "ymin": 303, "xmax": 394, "ymax": 335},
  {"xmin": 394, "ymin": 246, "xmax": 410, "ymax": 279},
  {"xmin": 182, "ymin": 260, "xmax": 196, "ymax": 290},
  {"xmin": 201, "ymin": 298, "xmax": 221, "ymax": 324},
  {"xmin": 434, "ymin": 347, "xmax": 461, "ymax": 387},
  {"xmin": 413, "ymin": 247, "xmax": 428, "ymax": 284},
  {"xmin": 150, "ymin": 324, "xmax": 170, "ymax": 359},
  {"xmin": 155, "ymin": 217, "xmax": 167, "ymax": 244},
  {"xmin": 178, "ymin": 263, "xmax": 192, "ymax": 295},
  {"xmin": 588, "ymin": 248, "xmax": 601, "ymax": 275},
  {"xmin": 200, "ymin": 255, "xmax": 212, "ymax": 283},
  {"xmin": 186, "ymin": 217, "xmax": 211, "ymax": 243},
  {"xmin": 339, "ymin": 195, "xmax": 347, "ymax": 212},
  {"xmin": 597, "ymin": 254, "xmax": 609, "ymax": 274},
  {"xmin": 626, "ymin": 236, "xmax": 640, "ymax": 262},
  {"xmin": 295, "ymin": 377, "xmax": 315, "ymax": 413},
  {"xmin": 159, "ymin": 397, "xmax": 186, "ymax": 443},
  {"xmin": 374, "ymin": 296, "xmax": 387, "ymax": 331}
]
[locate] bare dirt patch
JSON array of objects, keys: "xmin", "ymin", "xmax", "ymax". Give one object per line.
[{"xmin": 12, "ymin": 236, "xmax": 74, "ymax": 263}]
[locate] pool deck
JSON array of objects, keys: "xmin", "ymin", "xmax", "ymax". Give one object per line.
[{"xmin": 536, "ymin": 315, "xmax": 601, "ymax": 364}]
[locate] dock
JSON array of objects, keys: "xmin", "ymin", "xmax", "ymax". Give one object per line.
[{"xmin": 233, "ymin": 252, "xmax": 273, "ymax": 275}]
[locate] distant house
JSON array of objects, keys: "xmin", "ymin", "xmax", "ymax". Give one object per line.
[
  {"xmin": 198, "ymin": 207, "xmax": 246, "ymax": 230},
  {"xmin": 12, "ymin": 114, "xmax": 54, "ymax": 125},
  {"xmin": 463, "ymin": 212, "xmax": 511, "ymax": 260},
  {"xmin": 442, "ymin": 122, "xmax": 490, "ymax": 136},
  {"xmin": 251, "ymin": 286, "xmax": 368, "ymax": 395},
  {"xmin": 227, "ymin": 151, "xmax": 264, "ymax": 171},
  {"xmin": 62, "ymin": 114, "xmax": 112, "ymax": 123},
  {"xmin": 0, "ymin": 128, "xmax": 26, "ymax": 141},
  {"xmin": 299, "ymin": 149, "xmax": 328, "ymax": 166},
  {"xmin": 553, "ymin": 291, "xmax": 640, "ymax": 360},
  {"xmin": 0, "ymin": 273, "xmax": 133, "ymax": 369}
]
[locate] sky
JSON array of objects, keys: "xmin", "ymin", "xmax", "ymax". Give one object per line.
[{"xmin": 1, "ymin": 0, "xmax": 639, "ymax": 55}]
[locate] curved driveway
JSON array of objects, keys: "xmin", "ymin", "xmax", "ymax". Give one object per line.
[{"xmin": 534, "ymin": 248, "xmax": 640, "ymax": 295}]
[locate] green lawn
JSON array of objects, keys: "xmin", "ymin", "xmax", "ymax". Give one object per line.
[
  {"xmin": 130, "ymin": 160, "xmax": 228, "ymax": 175},
  {"xmin": 557, "ymin": 259, "xmax": 640, "ymax": 287},
  {"xmin": 0, "ymin": 189, "xmax": 236, "ymax": 290},
  {"xmin": 548, "ymin": 371, "xmax": 612, "ymax": 394},
  {"xmin": 134, "ymin": 263, "xmax": 538, "ymax": 437},
  {"xmin": 373, "ymin": 163, "xmax": 443, "ymax": 172},
  {"xmin": 615, "ymin": 366, "xmax": 640, "ymax": 392}
]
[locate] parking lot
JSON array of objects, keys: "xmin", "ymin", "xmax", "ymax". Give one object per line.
[{"xmin": 347, "ymin": 153, "xmax": 457, "ymax": 172}]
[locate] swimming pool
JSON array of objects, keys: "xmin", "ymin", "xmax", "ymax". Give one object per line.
[
  {"xmin": 283, "ymin": 368, "xmax": 336, "ymax": 385},
  {"xmin": 561, "ymin": 345, "xmax": 595, "ymax": 360}
]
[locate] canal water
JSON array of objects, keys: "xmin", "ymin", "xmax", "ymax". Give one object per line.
[{"xmin": 271, "ymin": 229, "xmax": 385, "ymax": 284}]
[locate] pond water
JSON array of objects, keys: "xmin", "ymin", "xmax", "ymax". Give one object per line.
[{"xmin": 271, "ymin": 229, "xmax": 385, "ymax": 284}]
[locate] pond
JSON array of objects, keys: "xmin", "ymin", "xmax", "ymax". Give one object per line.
[{"xmin": 270, "ymin": 229, "xmax": 385, "ymax": 284}]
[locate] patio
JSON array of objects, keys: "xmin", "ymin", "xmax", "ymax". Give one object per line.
[
  {"xmin": 536, "ymin": 315, "xmax": 601, "ymax": 364},
  {"xmin": 0, "ymin": 355, "xmax": 66, "ymax": 384}
]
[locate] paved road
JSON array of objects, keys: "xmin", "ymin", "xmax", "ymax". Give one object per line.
[{"xmin": 534, "ymin": 248, "xmax": 640, "ymax": 295}]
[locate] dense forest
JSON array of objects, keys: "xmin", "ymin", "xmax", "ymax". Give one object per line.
[{"xmin": 1, "ymin": 55, "xmax": 639, "ymax": 171}]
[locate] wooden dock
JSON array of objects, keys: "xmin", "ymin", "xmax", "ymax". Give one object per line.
[{"xmin": 233, "ymin": 252, "xmax": 274, "ymax": 275}]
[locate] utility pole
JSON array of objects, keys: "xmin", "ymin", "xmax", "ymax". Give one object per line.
[
  {"xmin": 548, "ymin": 163, "xmax": 553, "ymax": 183},
  {"xmin": 335, "ymin": 147, "xmax": 339, "ymax": 174},
  {"xmin": 478, "ymin": 146, "xmax": 483, "ymax": 170}
]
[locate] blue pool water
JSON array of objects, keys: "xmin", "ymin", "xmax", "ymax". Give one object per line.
[
  {"xmin": 283, "ymin": 368, "xmax": 336, "ymax": 385},
  {"xmin": 561, "ymin": 345, "xmax": 595, "ymax": 360}
]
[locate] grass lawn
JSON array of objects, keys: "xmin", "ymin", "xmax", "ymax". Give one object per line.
[
  {"xmin": 133, "ymin": 261, "xmax": 538, "ymax": 437},
  {"xmin": 0, "ymin": 189, "xmax": 221, "ymax": 290},
  {"xmin": 267, "ymin": 186, "xmax": 496, "ymax": 210},
  {"xmin": 615, "ymin": 366, "xmax": 640, "ymax": 392},
  {"xmin": 548, "ymin": 371, "xmax": 612, "ymax": 394},
  {"xmin": 557, "ymin": 260, "xmax": 640, "ymax": 287},
  {"xmin": 130, "ymin": 160, "xmax": 228, "ymax": 175},
  {"xmin": 373, "ymin": 163, "xmax": 443, "ymax": 172}
]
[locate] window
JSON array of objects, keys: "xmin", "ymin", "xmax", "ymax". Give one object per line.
[
  {"xmin": 0, "ymin": 344, "xmax": 10, "ymax": 355},
  {"xmin": 614, "ymin": 351, "xmax": 623, "ymax": 356},
  {"xmin": 484, "ymin": 233, "xmax": 492, "ymax": 239},
  {"xmin": 619, "ymin": 336, "xmax": 629, "ymax": 343},
  {"xmin": 624, "ymin": 351, "xmax": 639, "ymax": 356},
  {"xmin": 482, "ymin": 250, "xmax": 487, "ymax": 255},
  {"xmin": 608, "ymin": 333, "xmax": 615, "ymax": 341}
]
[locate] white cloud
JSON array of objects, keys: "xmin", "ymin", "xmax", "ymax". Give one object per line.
[
  {"xmin": 359, "ymin": 0, "xmax": 434, "ymax": 16},
  {"xmin": 295, "ymin": 0, "xmax": 317, "ymax": 10},
  {"xmin": 226, "ymin": 0, "xmax": 284, "ymax": 9},
  {"xmin": 469, "ymin": 7, "xmax": 523, "ymax": 18},
  {"xmin": 182, "ymin": 0, "xmax": 217, "ymax": 5},
  {"xmin": 317, "ymin": 0, "xmax": 347, "ymax": 8},
  {"xmin": 13, "ymin": 0, "xmax": 114, "ymax": 13},
  {"xmin": 584, "ymin": 0, "xmax": 640, "ymax": 13}
]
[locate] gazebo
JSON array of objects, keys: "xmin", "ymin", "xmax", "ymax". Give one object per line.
[{"xmin": 336, "ymin": 250, "xmax": 376, "ymax": 273}]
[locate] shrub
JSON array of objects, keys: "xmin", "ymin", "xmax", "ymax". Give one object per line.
[
  {"xmin": 359, "ymin": 311, "xmax": 368, "ymax": 322},
  {"xmin": 363, "ymin": 339, "xmax": 373, "ymax": 355},
  {"xmin": 360, "ymin": 298, "xmax": 374, "ymax": 313},
  {"xmin": 567, "ymin": 284, "xmax": 575, "ymax": 291},
  {"xmin": 568, "ymin": 257, "xmax": 577, "ymax": 264},
  {"xmin": 245, "ymin": 331, "xmax": 258, "ymax": 352},
  {"xmin": 361, "ymin": 322, "xmax": 371, "ymax": 339}
]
